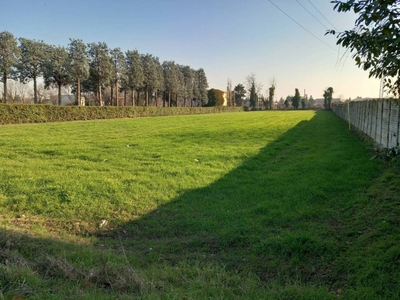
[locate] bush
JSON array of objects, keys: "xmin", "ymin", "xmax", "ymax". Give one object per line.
[
  {"xmin": 0, "ymin": 104, "xmax": 244, "ymax": 125},
  {"xmin": 207, "ymin": 89, "xmax": 225, "ymax": 106}
]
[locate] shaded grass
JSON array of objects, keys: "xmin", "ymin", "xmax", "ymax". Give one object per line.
[{"xmin": 0, "ymin": 110, "xmax": 399, "ymax": 298}]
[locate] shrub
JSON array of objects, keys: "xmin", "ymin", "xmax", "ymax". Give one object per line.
[
  {"xmin": 207, "ymin": 89, "xmax": 225, "ymax": 106},
  {"xmin": 0, "ymin": 104, "xmax": 244, "ymax": 125}
]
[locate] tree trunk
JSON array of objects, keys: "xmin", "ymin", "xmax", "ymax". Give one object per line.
[
  {"xmin": 110, "ymin": 84, "xmax": 114, "ymax": 106},
  {"xmin": 98, "ymin": 80, "xmax": 104, "ymax": 106},
  {"xmin": 3, "ymin": 72, "xmax": 7, "ymax": 103},
  {"xmin": 58, "ymin": 83, "xmax": 62, "ymax": 106},
  {"xmin": 33, "ymin": 76, "xmax": 38, "ymax": 104},
  {"xmin": 124, "ymin": 90, "xmax": 127, "ymax": 106},
  {"xmin": 131, "ymin": 89, "xmax": 135, "ymax": 106},
  {"xmin": 99, "ymin": 89, "xmax": 103, "ymax": 106},
  {"xmin": 77, "ymin": 78, "xmax": 81, "ymax": 106},
  {"xmin": 115, "ymin": 82, "xmax": 118, "ymax": 106},
  {"xmin": 163, "ymin": 91, "xmax": 166, "ymax": 107},
  {"xmin": 146, "ymin": 89, "xmax": 149, "ymax": 106}
]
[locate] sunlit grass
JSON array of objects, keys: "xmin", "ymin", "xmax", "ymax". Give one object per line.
[
  {"xmin": 0, "ymin": 112, "xmax": 310, "ymax": 226},
  {"xmin": 1, "ymin": 110, "xmax": 399, "ymax": 299}
]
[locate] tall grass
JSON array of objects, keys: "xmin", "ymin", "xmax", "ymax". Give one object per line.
[{"xmin": 1, "ymin": 110, "xmax": 399, "ymax": 299}]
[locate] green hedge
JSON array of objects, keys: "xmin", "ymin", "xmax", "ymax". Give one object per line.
[{"xmin": 0, "ymin": 104, "xmax": 244, "ymax": 125}]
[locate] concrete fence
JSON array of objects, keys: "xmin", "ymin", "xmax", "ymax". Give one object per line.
[{"xmin": 332, "ymin": 99, "xmax": 400, "ymax": 148}]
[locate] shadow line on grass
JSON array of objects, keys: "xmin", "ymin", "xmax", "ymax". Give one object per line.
[
  {"xmin": 99, "ymin": 110, "xmax": 376, "ymax": 281},
  {"xmin": 0, "ymin": 111, "xmax": 382, "ymax": 297}
]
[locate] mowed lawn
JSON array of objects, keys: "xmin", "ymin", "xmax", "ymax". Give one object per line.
[{"xmin": 1, "ymin": 110, "xmax": 399, "ymax": 299}]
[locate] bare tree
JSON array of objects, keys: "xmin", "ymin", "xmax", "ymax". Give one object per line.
[
  {"xmin": 245, "ymin": 73, "xmax": 263, "ymax": 96},
  {"xmin": 6, "ymin": 79, "xmax": 30, "ymax": 103},
  {"xmin": 29, "ymin": 83, "xmax": 51, "ymax": 104}
]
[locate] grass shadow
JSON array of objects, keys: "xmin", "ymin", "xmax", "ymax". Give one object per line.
[
  {"xmin": 2, "ymin": 110, "xmax": 397, "ymax": 298},
  {"xmin": 100, "ymin": 110, "xmax": 379, "ymax": 286}
]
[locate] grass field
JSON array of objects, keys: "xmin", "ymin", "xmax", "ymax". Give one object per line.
[{"xmin": 0, "ymin": 110, "xmax": 399, "ymax": 299}]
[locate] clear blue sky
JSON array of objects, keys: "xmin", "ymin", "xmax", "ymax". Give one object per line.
[{"xmin": 2, "ymin": 0, "xmax": 381, "ymax": 100}]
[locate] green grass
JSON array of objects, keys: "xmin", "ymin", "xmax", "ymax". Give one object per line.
[{"xmin": 0, "ymin": 110, "xmax": 399, "ymax": 299}]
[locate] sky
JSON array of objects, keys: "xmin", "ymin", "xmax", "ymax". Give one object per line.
[{"xmin": 2, "ymin": 0, "xmax": 381, "ymax": 100}]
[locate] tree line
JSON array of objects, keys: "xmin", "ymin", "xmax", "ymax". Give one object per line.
[
  {"xmin": 0, "ymin": 31, "xmax": 209, "ymax": 107},
  {"xmin": 229, "ymin": 72, "xmax": 334, "ymax": 110}
]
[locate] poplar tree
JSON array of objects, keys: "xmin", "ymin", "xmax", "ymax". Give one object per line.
[
  {"xmin": 163, "ymin": 60, "xmax": 179, "ymax": 107},
  {"xmin": 226, "ymin": 79, "xmax": 233, "ymax": 106},
  {"xmin": 195, "ymin": 68, "xmax": 208, "ymax": 106},
  {"xmin": 192, "ymin": 70, "xmax": 201, "ymax": 107},
  {"xmin": 249, "ymin": 83, "xmax": 257, "ymax": 110},
  {"xmin": 0, "ymin": 31, "xmax": 20, "ymax": 103},
  {"xmin": 181, "ymin": 65, "xmax": 194, "ymax": 107},
  {"xmin": 68, "ymin": 39, "xmax": 89, "ymax": 106}
]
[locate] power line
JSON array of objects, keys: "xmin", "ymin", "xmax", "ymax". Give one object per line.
[
  {"xmin": 267, "ymin": 0, "xmax": 338, "ymax": 53},
  {"xmin": 303, "ymin": 0, "xmax": 348, "ymax": 69},
  {"xmin": 296, "ymin": 0, "xmax": 329, "ymax": 30},
  {"xmin": 307, "ymin": 0, "xmax": 338, "ymax": 31}
]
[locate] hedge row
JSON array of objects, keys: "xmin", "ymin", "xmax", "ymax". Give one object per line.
[{"xmin": 0, "ymin": 105, "xmax": 244, "ymax": 125}]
